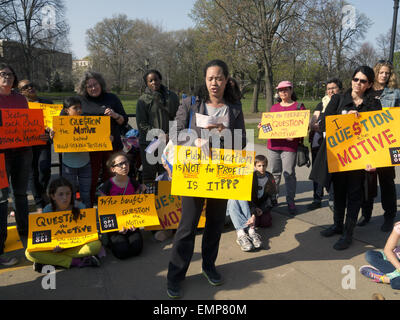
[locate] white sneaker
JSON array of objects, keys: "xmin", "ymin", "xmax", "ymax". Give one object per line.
[
  {"xmin": 0, "ymin": 256, "xmax": 18, "ymax": 266},
  {"xmin": 236, "ymin": 234, "xmax": 254, "ymax": 252},
  {"xmin": 249, "ymin": 231, "xmax": 262, "ymax": 249}
]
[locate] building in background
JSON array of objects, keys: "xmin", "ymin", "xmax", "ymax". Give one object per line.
[{"xmin": 0, "ymin": 39, "xmax": 72, "ymax": 91}]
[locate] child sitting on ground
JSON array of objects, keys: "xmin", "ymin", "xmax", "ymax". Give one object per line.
[
  {"xmin": 98, "ymin": 152, "xmax": 146, "ymax": 260},
  {"xmin": 360, "ymin": 221, "xmax": 400, "ymax": 290},
  {"xmin": 25, "ymin": 177, "xmax": 103, "ymax": 272},
  {"xmin": 226, "ymin": 154, "xmax": 277, "ymax": 252}
]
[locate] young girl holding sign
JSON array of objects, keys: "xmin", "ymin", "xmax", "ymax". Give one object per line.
[
  {"xmin": 98, "ymin": 152, "xmax": 145, "ymax": 259},
  {"xmin": 25, "ymin": 177, "xmax": 102, "ymax": 272},
  {"xmin": 51, "ymin": 97, "xmax": 92, "ymax": 208}
]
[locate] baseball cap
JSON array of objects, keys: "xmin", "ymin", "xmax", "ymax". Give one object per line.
[{"xmin": 276, "ymin": 81, "xmax": 293, "ymax": 89}]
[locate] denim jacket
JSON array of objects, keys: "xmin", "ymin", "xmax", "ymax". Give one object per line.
[{"xmin": 380, "ymin": 87, "xmax": 400, "ymax": 108}]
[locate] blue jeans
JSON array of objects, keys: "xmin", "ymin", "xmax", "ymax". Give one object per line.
[
  {"xmin": 226, "ymin": 199, "xmax": 251, "ymax": 231},
  {"xmin": 365, "ymin": 250, "xmax": 400, "ymax": 290},
  {"xmin": 62, "ymin": 162, "xmax": 92, "ymax": 208}
]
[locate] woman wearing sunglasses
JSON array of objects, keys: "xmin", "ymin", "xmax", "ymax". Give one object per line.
[
  {"xmin": 358, "ymin": 61, "xmax": 400, "ymax": 231},
  {"xmin": 318, "ymin": 66, "xmax": 381, "ymax": 250}
]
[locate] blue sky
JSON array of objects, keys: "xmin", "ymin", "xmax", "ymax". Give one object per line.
[{"xmin": 66, "ymin": 0, "xmax": 394, "ymax": 59}]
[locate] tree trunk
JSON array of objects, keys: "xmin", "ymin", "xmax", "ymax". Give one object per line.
[
  {"xmin": 264, "ymin": 63, "xmax": 274, "ymax": 112},
  {"xmin": 251, "ymin": 67, "xmax": 263, "ymax": 113}
]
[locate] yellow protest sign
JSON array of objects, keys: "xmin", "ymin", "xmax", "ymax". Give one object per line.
[
  {"xmin": 27, "ymin": 208, "xmax": 99, "ymax": 252},
  {"xmin": 258, "ymin": 110, "xmax": 310, "ymax": 139},
  {"xmin": 28, "ymin": 102, "xmax": 63, "ymax": 129},
  {"xmin": 53, "ymin": 116, "xmax": 112, "ymax": 152},
  {"xmin": 97, "ymin": 194, "xmax": 160, "ymax": 233},
  {"xmin": 171, "ymin": 146, "xmax": 255, "ymax": 201},
  {"xmin": 326, "ymin": 108, "xmax": 400, "ymax": 173},
  {"xmin": 4, "ymin": 226, "xmax": 23, "ymax": 253},
  {"xmin": 145, "ymin": 181, "xmax": 206, "ymax": 231}
]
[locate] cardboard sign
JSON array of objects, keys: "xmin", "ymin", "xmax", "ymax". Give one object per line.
[
  {"xmin": 0, "ymin": 153, "xmax": 8, "ymax": 189},
  {"xmin": 28, "ymin": 102, "xmax": 63, "ymax": 129},
  {"xmin": 97, "ymin": 194, "xmax": 160, "ymax": 233},
  {"xmin": 0, "ymin": 109, "xmax": 46, "ymax": 149},
  {"xmin": 145, "ymin": 181, "xmax": 206, "ymax": 231},
  {"xmin": 4, "ymin": 226, "xmax": 23, "ymax": 253},
  {"xmin": 27, "ymin": 208, "xmax": 99, "ymax": 252},
  {"xmin": 326, "ymin": 109, "xmax": 400, "ymax": 172},
  {"xmin": 258, "ymin": 110, "xmax": 310, "ymax": 139},
  {"xmin": 171, "ymin": 146, "xmax": 255, "ymax": 201},
  {"xmin": 53, "ymin": 116, "xmax": 112, "ymax": 152}
]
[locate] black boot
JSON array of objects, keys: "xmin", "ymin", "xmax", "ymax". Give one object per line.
[
  {"xmin": 333, "ymin": 219, "xmax": 356, "ymax": 250},
  {"xmin": 381, "ymin": 216, "xmax": 395, "ymax": 232},
  {"xmin": 321, "ymin": 209, "xmax": 344, "ymax": 237}
]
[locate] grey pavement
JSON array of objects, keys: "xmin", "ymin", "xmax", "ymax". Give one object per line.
[{"xmin": 1, "ymin": 124, "xmax": 400, "ymax": 301}]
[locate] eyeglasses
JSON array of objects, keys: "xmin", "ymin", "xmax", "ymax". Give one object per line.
[
  {"xmin": 20, "ymin": 83, "xmax": 34, "ymax": 90},
  {"xmin": 86, "ymin": 82, "xmax": 99, "ymax": 89},
  {"xmin": 352, "ymin": 78, "xmax": 368, "ymax": 84},
  {"xmin": 112, "ymin": 160, "xmax": 129, "ymax": 168},
  {"xmin": 0, "ymin": 72, "xmax": 14, "ymax": 79}
]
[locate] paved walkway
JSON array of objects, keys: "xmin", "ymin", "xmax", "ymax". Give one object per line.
[{"xmin": 1, "ymin": 141, "xmax": 400, "ymax": 302}]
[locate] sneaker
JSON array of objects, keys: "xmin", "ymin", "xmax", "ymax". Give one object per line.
[
  {"xmin": 81, "ymin": 256, "xmax": 101, "ymax": 268},
  {"xmin": 0, "ymin": 256, "xmax": 18, "ymax": 266},
  {"xmin": 167, "ymin": 282, "xmax": 182, "ymax": 299},
  {"xmin": 359, "ymin": 265, "xmax": 385, "ymax": 282},
  {"xmin": 202, "ymin": 268, "xmax": 223, "ymax": 286},
  {"xmin": 236, "ymin": 234, "xmax": 254, "ymax": 252},
  {"xmin": 288, "ymin": 202, "xmax": 296, "ymax": 215},
  {"xmin": 33, "ymin": 262, "xmax": 44, "ymax": 273},
  {"xmin": 248, "ymin": 231, "xmax": 262, "ymax": 249}
]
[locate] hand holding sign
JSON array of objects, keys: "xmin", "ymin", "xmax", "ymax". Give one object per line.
[{"xmin": 258, "ymin": 110, "xmax": 310, "ymax": 139}]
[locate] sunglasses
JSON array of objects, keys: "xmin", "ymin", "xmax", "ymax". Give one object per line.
[
  {"xmin": 352, "ymin": 78, "xmax": 368, "ymax": 84},
  {"xmin": 112, "ymin": 160, "xmax": 129, "ymax": 168},
  {"xmin": 20, "ymin": 83, "xmax": 35, "ymax": 90},
  {"xmin": 378, "ymin": 59, "xmax": 393, "ymax": 66}
]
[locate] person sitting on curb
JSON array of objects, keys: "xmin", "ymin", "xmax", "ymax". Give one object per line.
[{"xmin": 226, "ymin": 154, "xmax": 276, "ymax": 252}]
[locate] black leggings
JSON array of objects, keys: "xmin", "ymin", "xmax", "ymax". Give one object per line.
[{"xmin": 108, "ymin": 229, "xmax": 143, "ymax": 260}]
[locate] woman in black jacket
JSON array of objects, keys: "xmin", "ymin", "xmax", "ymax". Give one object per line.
[
  {"xmin": 317, "ymin": 66, "xmax": 381, "ymax": 250},
  {"xmin": 76, "ymin": 71, "xmax": 129, "ymax": 205},
  {"xmin": 166, "ymin": 59, "xmax": 246, "ymax": 299}
]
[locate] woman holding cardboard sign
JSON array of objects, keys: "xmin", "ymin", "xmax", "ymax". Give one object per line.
[
  {"xmin": 0, "ymin": 64, "xmax": 33, "ymax": 266},
  {"xmin": 76, "ymin": 71, "xmax": 129, "ymax": 205},
  {"xmin": 166, "ymin": 59, "xmax": 246, "ymax": 299},
  {"xmin": 319, "ymin": 66, "xmax": 381, "ymax": 250},
  {"xmin": 264, "ymin": 81, "xmax": 306, "ymax": 215}
]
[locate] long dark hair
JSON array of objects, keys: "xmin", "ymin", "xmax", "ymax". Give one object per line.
[
  {"xmin": 196, "ymin": 59, "xmax": 238, "ymax": 104},
  {"xmin": 48, "ymin": 177, "xmax": 81, "ymax": 221}
]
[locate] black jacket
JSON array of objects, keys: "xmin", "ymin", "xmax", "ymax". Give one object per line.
[
  {"xmin": 78, "ymin": 92, "xmax": 128, "ymax": 151},
  {"xmin": 173, "ymin": 96, "xmax": 247, "ymax": 150},
  {"xmin": 309, "ymin": 90, "xmax": 382, "ymax": 188}
]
